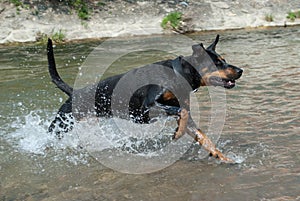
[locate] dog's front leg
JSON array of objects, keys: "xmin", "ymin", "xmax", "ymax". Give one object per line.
[
  {"xmin": 169, "ymin": 107, "xmax": 234, "ymax": 162},
  {"xmin": 174, "ymin": 108, "xmax": 189, "ymax": 139},
  {"xmin": 187, "ymin": 127, "xmax": 234, "ymax": 163},
  {"xmin": 153, "ymin": 102, "xmax": 189, "ymax": 140}
]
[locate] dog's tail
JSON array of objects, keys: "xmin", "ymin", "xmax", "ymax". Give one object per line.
[{"xmin": 47, "ymin": 38, "xmax": 73, "ymax": 96}]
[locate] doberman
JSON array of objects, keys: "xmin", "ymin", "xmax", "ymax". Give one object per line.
[{"xmin": 47, "ymin": 35, "xmax": 243, "ymax": 162}]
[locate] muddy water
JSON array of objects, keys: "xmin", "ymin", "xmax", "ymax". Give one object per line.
[{"xmin": 0, "ymin": 27, "xmax": 299, "ymax": 200}]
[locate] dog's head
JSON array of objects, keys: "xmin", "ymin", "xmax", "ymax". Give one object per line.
[{"xmin": 187, "ymin": 35, "xmax": 243, "ymax": 89}]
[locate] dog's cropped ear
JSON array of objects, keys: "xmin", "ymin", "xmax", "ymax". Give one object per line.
[
  {"xmin": 192, "ymin": 44, "xmax": 205, "ymax": 57},
  {"xmin": 172, "ymin": 55, "xmax": 184, "ymax": 75},
  {"xmin": 207, "ymin": 35, "xmax": 220, "ymax": 51}
]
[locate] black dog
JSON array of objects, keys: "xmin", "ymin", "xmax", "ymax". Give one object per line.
[{"xmin": 47, "ymin": 35, "xmax": 242, "ymax": 162}]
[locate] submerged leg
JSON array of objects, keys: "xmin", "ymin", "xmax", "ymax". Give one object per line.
[
  {"xmin": 186, "ymin": 127, "xmax": 234, "ymax": 163},
  {"xmin": 48, "ymin": 112, "xmax": 74, "ymax": 139},
  {"xmin": 48, "ymin": 98, "xmax": 74, "ymax": 139}
]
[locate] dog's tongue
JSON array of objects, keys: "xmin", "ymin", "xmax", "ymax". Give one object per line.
[
  {"xmin": 226, "ymin": 80, "xmax": 235, "ymax": 87},
  {"xmin": 228, "ymin": 80, "xmax": 235, "ymax": 86}
]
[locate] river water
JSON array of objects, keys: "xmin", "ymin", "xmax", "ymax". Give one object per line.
[{"xmin": 0, "ymin": 27, "xmax": 299, "ymax": 200}]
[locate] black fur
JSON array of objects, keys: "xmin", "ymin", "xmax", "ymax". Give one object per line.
[{"xmin": 47, "ymin": 36, "xmax": 243, "ymax": 138}]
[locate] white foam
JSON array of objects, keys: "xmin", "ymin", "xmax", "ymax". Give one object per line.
[
  {"xmin": 5, "ymin": 110, "xmax": 248, "ymax": 168},
  {"xmin": 74, "ymin": 116, "xmax": 177, "ymax": 153},
  {"xmin": 227, "ymin": 152, "xmax": 246, "ymax": 164},
  {"xmin": 4, "ymin": 111, "xmax": 91, "ymax": 165},
  {"xmin": 7, "ymin": 111, "xmax": 55, "ymax": 155},
  {"xmin": 5, "ymin": 111, "xmax": 177, "ymax": 157}
]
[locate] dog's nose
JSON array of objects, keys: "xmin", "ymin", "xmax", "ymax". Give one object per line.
[{"xmin": 236, "ymin": 68, "xmax": 243, "ymax": 76}]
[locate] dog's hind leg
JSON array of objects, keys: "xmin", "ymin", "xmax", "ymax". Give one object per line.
[
  {"xmin": 186, "ymin": 127, "xmax": 234, "ymax": 163},
  {"xmin": 48, "ymin": 98, "xmax": 74, "ymax": 139},
  {"xmin": 48, "ymin": 113, "xmax": 74, "ymax": 139}
]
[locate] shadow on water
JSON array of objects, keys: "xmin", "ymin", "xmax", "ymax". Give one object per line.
[{"xmin": 0, "ymin": 27, "xmax": 299, "ymax": 200}]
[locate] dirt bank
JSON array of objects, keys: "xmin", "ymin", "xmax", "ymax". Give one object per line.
[{"xmin": 0, "ymin": 0, "xmax": 300, "ymax": 44}]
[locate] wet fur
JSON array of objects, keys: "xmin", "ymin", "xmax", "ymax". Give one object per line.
[{"xmin": 47, "ymin": 35, "xmax": 243, "ymax": 161}]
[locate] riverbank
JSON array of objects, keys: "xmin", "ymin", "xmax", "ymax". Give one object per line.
[{"xmin": 0, "ymin": 0, "xmax": 300, "ymax": 44}]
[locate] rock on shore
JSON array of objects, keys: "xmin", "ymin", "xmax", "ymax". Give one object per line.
[{"xmin": 0, "ymin": 0, "xmax": 299, "ymax": 44}]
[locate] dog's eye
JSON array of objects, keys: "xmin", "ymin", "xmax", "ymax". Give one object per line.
[
  {"xmin": 216, "ymin": 60, "xmax": 222, "ymax": 65},
  {"xmin": 216, "ymin": 58, "xmax": 226, "ymax": 66}
]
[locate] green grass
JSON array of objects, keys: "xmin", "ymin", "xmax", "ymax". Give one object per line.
[
  {"xmin": 287, "ymin": 11, "xmax": 297, "ymax": 21},
  {"xmin": 97, "ymin": 1, "xmax": 106, "ymax": 7},
  {"xmin": 9, "ymin": 0, "xmax": 27, "ymax": 14},
  {"xmin": 9, "ymin": 0, "xmax": 23, "ymax": 7},
  {"xmin": 265, "ymin": 14, "xmax": 274, "ymax": 22},
  {"xmin": 161, "ymin": 11, "xmax": 183, "ymax": 30},
  {"xmin": 69, "ymin": 0, "xmax": 90, "ymax": 20},
  {"xmin": 9, "ymin": 0, "xmax": 93, "ymax": 20},
  {"xmin": 77, "ymin": 5, "xmax": 89, "ymax": 20},
  {"xmin": 286, "ymin": 10, "xmax": 300, "ymax": 21},
  {"xmin": 36, "ymin": 30, "xmax": 66, "ymax": 44},
  {"xmin": 52, "ymin": 30, "xmax": 66, "ymax": 43}
]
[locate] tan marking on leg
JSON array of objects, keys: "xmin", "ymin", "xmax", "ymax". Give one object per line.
[
  {"xmin": 187, "ymin": 127, "xmax": 234, "ymax": 163},
  {"xmin": 173, "ymin": 109, "xmax": 189, "ymax": 139},
  {"xmin": 163, "ymin": 90, "xmax": 176, "ymax": 101}
]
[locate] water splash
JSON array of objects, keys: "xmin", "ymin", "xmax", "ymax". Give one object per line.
[
  {"xmin": 218, "ymin": 139, "xmax": 246, "ymax": 164},
  {"xmin": 73, "ymin": 116, "xmax": 181, "ymax": 155},
  {"xmin": 4, "ymin": 111, "xmax": 181, "ymax": 164},
  {"xmin": 226, "ymin": 152, "xmax": 246, "ymax": 164},
  {"xmin": 4, "ymin": 111, "xmax": 88, "ymax": 165},
  {"xmin": 7, "ymin": 111, "xmax": 55, "ymax": 155},
  {"xmin": 4, "ymin": 110, "xmax": 255, "ymax": 168}
]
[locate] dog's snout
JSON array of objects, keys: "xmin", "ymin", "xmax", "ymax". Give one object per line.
[
  {"xmin": 236, "ymin": 68, "xmax": 243, "ymax": 77},
  {"xmin": 228, "ymin": 65, "xmax": 243, "ymax": 79}
]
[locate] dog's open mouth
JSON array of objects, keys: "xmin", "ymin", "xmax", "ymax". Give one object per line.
[{"xmin": 209, "ymin": 76, "xmax": 236, "ymax": 89}]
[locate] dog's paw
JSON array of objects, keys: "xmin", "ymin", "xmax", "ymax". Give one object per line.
[{"xmin": 209, "ymin": 151, "xmax": 235, "ymax": 163}]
